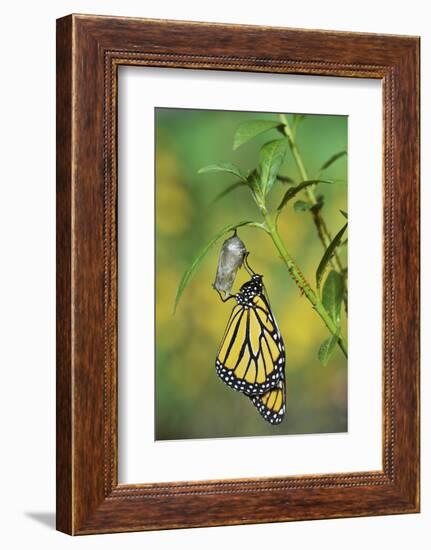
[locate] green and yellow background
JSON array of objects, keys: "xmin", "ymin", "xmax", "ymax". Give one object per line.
[{"xmin": 155, "ymin": 108, "xmax": 348, "ymax": 440}]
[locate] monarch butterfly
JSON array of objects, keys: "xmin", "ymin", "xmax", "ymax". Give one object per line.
[{"xmin": 215, "ymin": 257, "xmax": 286, "ymax": 424}]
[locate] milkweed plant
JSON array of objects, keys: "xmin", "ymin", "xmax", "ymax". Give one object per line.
[{"xmin": 174, "ymin": 114, "xmax": 348, "ymax": 366}]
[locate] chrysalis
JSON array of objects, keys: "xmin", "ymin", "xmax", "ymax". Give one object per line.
[{"xmin": 213, "ymin": 233, "xmax": 247, "ymax": 297}]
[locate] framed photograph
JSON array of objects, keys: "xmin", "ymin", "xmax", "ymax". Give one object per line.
[{"xmin": 56, "ymin": 14, "xmax": 420, "ymax": 535}]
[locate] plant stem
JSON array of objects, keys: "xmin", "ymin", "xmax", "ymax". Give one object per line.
[
  {"xmin": 279, "ymin": 114, "xmax": 347, "ymax": 312},
  {"xmin": 263, "ymin": 214, "xmax": 348, "ymax": 358},
  {"xmin": 279, "ymin": 114, "xmax": 346, "ymax": 278}
]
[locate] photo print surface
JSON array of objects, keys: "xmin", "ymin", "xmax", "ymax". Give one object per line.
[{"xmin": 155, "ymin": 108, "xmax": 348, "ymax": 441}]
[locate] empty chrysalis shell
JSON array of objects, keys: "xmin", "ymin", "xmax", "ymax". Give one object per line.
[{"xmin": 213, "ymin": 233, "xmax": 247, "ymax": 296}]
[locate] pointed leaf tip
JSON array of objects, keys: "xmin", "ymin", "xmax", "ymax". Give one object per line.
[
  {"xmin": 322, "ymin": 270, "xmax": 344, "ymax": 324},
  {"xmin": 318, "ymin": 331, "xmax": 340, "ymax": 366},
  {"xmin": 319, "ymin": 150, "xmax": 347, "ymax": 172},
  {"xmin": 233, "ymin": 120, "xmax": 281, "ymax": 150},
  {"xmin": 259, "ymin": 139, "xmax": 288, "ymax": 196},
  {"xmin": 198, "ymin": 162, "xmax": 247, "ymax": 182},
  {"xmin": 316, "ymin": 223, "xmax": 348, "ymax": 290}
]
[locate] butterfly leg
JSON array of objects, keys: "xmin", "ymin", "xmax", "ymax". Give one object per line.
[{"xmin": 214, "ymin": 288, "xmax": 235, "ymax": 303}]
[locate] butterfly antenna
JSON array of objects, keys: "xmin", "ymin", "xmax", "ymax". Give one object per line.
[{"xmin": 244, "ymin": 252, "xmax": 256, "ymax": 276}]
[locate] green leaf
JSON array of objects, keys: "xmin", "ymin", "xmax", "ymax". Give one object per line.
[
  {"xmin": 316, "ymin": 223, "xmax": 348, "ymax": 290},
  {"xmin": 276, "ymin": 174, "xmax": 296, "ymax": 185},
  {"xmin": 246, "ymin": 169, "xmax": 261, "ymax": 194},
  {"xmin": 198, "ymin": 162, "xmax": 247, "ymax": 182},
  {"xmin": 211, "ymin": 181, "xmax": 246, "ymax": 205},
  {"xmin": 293, "ymin": 200, "xmax": 312, "ymax": 212},
  {"xmin": 259, "ymin": 139, "xmax": 288, "ymax": 195},
  {"xmin": 322, "ymin": 270, "xmax": 344, "ymax": 324},
  {"xmin": 173, "ymin": 220, "xmax": 262, "ymax": 313},
  {"xmin": 318, "ymin": 330, "xmax": 340, "ymax": 366},
  {"xmin": 233, "ymin": 120, "xmax": 281, "ymax": 150},
  {"xmin": 340, "ymin": 210, "xmax": 348, "ymax": 219},
  {"xmin": 326, "ymin": 179, "xmax": 347, "ymax": 185},
  {"xmin": 318, "ymin": 151, "xmax": 347, "ymax": 173},
  {"xmin": 277, "ymin": 180, "xmax": 336, "ymax": 214}
]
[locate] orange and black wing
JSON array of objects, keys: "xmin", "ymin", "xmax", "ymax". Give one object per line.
[
  {"xmin": 215, "ymin": 293, "xmax": 285, "ymax": 396},
  {"xmin": 250, "ymin": 376, "xmax": 286, "ymax": 425}
]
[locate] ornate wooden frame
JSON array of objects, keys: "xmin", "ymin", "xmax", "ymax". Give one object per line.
[{"xmin": 56, "ymin": 14, "xmax": 420, "ymax": 534}]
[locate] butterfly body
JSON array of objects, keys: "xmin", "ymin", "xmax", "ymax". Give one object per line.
[{"xmin": 215, "ymin": 273, "xmax": 287, "ymax": 424}]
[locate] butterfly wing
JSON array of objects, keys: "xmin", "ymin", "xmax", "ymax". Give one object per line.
[
  {"xmin": 250, "ymin": 376, "xmax": 286, "ymax": 425},
  {"xmin": 215, "ymin": 292, "xmax": 285, "ymax": 396}
]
